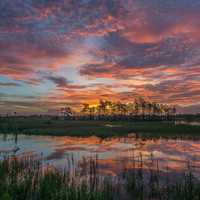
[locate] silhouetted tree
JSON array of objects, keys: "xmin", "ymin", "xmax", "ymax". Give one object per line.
[
  {"xmin": 61, "ymin": 107, "xmax": 73, "ymax": 119},
  {"xmin": 79, "ymin": 98, "xmax": 176, "ymax": 121}
]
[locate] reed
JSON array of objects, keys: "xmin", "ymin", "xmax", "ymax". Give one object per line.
[
  {"xmin": 1, "ymin": 154, "xmax": 200, "ymax": 200},
  {"xmin": 123, "ymin": 154, "xmax": 200, "ymax": 200},
  {"xmin": 0, "ymin": 155, "xmax": 114, "ymax": 200}
]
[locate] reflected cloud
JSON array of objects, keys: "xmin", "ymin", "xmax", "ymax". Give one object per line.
[{"xmin": 2, "ymin": 135, "xmax": 200, "ymax": 176}]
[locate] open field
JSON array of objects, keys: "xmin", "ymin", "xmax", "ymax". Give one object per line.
[{"xmin": 0, "ymin": 117, "xmax": 200, "ymax": 139}]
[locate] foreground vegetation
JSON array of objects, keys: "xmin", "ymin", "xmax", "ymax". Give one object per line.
[
  {"xmin": 0, "ymin": 156, "xmax": 114, "ymax": 200},
  {"xmin": 1, "ymin": 155, "xmax": 200, "ymax": 200},
  {"xmin": 0, "ymin": 116, "xmax": 200, "ymax": 139}
]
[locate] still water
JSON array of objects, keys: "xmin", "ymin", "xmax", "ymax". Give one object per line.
[{"xmin": 1, "ymin": 134, "xmax": 200, "ymax": 177}]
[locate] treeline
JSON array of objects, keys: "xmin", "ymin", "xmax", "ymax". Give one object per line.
[{"xmin": 61, "ymin": 98, "xmax": 176, "ymax": 121}]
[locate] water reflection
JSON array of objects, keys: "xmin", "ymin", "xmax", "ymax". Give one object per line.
[
  {"xmin": 1, "ymin": 134, "xmax": 200, "ymax": 177},
  {"xmin": 175, "ymin": 120, "xmax": 200, "ymax": 126}
]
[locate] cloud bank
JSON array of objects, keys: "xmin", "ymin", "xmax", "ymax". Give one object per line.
[{"xmin": 0, "ymin": 0, "xmax": 200, "ymax": 114}]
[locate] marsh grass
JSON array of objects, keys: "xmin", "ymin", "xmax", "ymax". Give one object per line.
[
  {"xmin": 124, "ymin": 154, "xmax": 200, "ymax": 200},
  {"xmin": 0, "ymin": 155, "xmax": 115, "ymax": 200},
  {"xmin": 1, "ymin": 117, "xmax": 200, "ymax": 139},
  {"xmin": 1, "ymin": 153, "xmax": 200, "ymax": 200}
]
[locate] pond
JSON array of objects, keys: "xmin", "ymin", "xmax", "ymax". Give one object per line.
[
  {"xmin": 175, "ymin": 120, "xmax": 200, "ymax": 126},
  {"xmin": 1, "ymin": 134, "xmax": 200, "ymax": 178}
]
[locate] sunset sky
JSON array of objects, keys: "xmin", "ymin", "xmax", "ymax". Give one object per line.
[{"xmin": 0, "ymin": 0, "xmax": 200, "ymax": 114}]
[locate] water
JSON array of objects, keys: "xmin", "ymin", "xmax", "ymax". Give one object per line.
[
  {"xmin": 175, "ymin": 120, "xmax": 200, "ymax": 126},
  {"xmin": 1, "ymin": 134, "xmax": 200, "ymax": 177}
]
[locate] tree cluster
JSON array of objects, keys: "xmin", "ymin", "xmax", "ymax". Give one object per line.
[{"xmin": 80, "ymin": 98, "xmax": 176, "ymax": 119}]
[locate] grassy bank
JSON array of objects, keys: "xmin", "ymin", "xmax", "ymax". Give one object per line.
[
  {"xmin": 1, "ymin": 155, "xmax": 200, "ymax": 200},
  {"xmin": 0, "ymin": 156, "xmax": 114, "ymax": 200},
  {"xmin": 0, "ymin": 117, "xmax": 200, "ymax": 138}
]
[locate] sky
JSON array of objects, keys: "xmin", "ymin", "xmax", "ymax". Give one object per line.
[{"xmin": 0, "ymin": 0, "xmax": 200, "ymax": 114}]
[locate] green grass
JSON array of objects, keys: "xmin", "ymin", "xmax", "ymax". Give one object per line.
[
  {"xmin": 124, "ymin": 155, "xmax": 200, "ymax": 200},
  {"xmin": 1, "ymin": 155, "xmax": 200, "ymax": 200},
  {"xmin": 1, "ymin": 117, "xmax": 200, "ymax": 139},
  {"xmin": 0, "ymin": 156, "xmax": 114, "ymax": 200}
]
